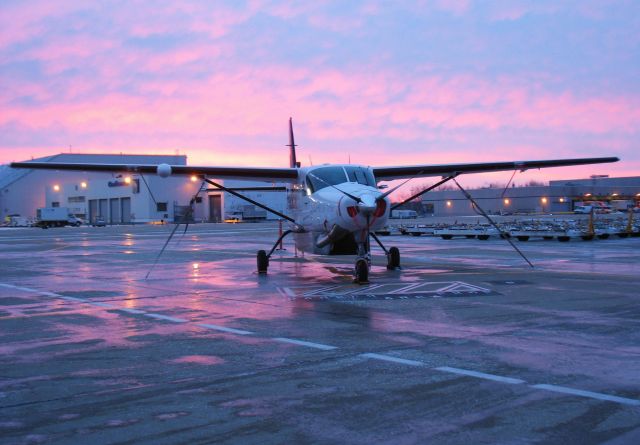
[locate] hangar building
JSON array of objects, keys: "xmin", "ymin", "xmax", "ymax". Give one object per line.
[
  {"xmin": 1, "ymin": 153, "xmax": 286, "ymax": 224},
  {"xmin": 420, "ymin": 175, "xmax": 640, "ymax": 216}
]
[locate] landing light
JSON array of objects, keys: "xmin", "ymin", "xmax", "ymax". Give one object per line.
[{"xmin": 53, "ymin": 184, "xmax": 60, "ymax": 192}]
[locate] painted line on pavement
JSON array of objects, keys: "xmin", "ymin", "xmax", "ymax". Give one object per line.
[
  {"xmin": 143, "ymin": 313, "xmax": 188, "ymax": 323},
  {"xmin": 3, "ymin": 281, "xmax": 639, "ymax": 408},
  {"xmin": 360, "ymin": 353, "xmax": 424, "ymax": 367},
  {"xmin": 435, "ymin": 366, "xmax": 525, "ymax": 384},
  {"xmin": 196, "ymin": 323, "xmax": 253, "ymax": 335},
  {"xmin": 531, "ymin": 384, "xmax": 640, "ymax": 406},
  {"xmin": 272, "ymin": 337, "xmax": 338, "ymax": 350}
]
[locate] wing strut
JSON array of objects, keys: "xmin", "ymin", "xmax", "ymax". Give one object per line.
[
  {"xmin": 390, "ymin": 175, "xmax": 458, "ymax": 211},
  {"xmin": 145, "ymin": 179, "xmax": 207, "ymax": 279},
  {"xmin": 452, "ymin": 178, "xmax": 534, "ymax": 268},
  {"xmin": 203, "ymin": 178, "xmax": 297, "ymax": 224}
]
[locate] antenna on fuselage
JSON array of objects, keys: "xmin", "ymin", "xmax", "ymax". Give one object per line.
[{"xmin": 287, "ymin": 117, "xmax": 300, "ymax": 168}]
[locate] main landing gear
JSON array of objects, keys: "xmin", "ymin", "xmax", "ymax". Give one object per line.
[{"xmin": 257, "ymin": 229, "xmax": 293, "ymax": 274}]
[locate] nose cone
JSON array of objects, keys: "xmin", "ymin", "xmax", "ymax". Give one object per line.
[{"xmin": 358, "ymin": 193, "xmax": 377, "ymax": 214}]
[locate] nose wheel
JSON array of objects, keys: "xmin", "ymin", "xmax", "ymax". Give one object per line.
[{"xmin": 354, "ymin": 259, "xmax": 369, "ymax": 284}]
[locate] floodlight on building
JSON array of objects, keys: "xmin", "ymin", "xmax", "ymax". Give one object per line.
[
  {"xmin": 124, "ymin": 176, "xmax": 132, "ymax": 185},
  {"xmin": 80, "ymin": 181, "xmax": 87, "ymax": 189},
  {"xmin": 541, "ymin": 197, "xmax": 548, "ymax": 204},
  {"xmin": 53, "ymin": 184, "xmax": 60, "ymax": 192},
  {"xmin": 559, "ymin": 197, "xmax": 565, "ymax": 203},
  {"xmin": 190, "ymin": 175, "xmax": 198, "ymax": 182},
  {"xmin": 611, "ymin": 193, "xmax": 619, "ymax": 197},
  {"xmin": 584, "ymin": 193, "xmax": 592, "ymax": 197},
  {"xmin": 503, "ymin": 198, "xmax": 510, "ymax": 205},
  {"xmin": 446, "ymin": 201, "xmax": 452, "ymax": 207}
]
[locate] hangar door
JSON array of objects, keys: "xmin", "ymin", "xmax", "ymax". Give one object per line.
[
  {"xmin": 209, "ymin": 195, "xmax": 222, "ymax": 222},
  {"xmin": 121, "ymin": 198, "xmax": 131, "ymax": 223},
  {"xmin": 110, "ymin": 199, "xmax": 120, "ymax": 224}
]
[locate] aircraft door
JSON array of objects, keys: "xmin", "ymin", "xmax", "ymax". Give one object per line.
[{"xmin": 209, "ymin": 194, "xmax": 222, "ymax": 222}]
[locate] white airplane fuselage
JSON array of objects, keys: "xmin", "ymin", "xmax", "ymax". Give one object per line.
[{"xmin": 287, "ymin": 165, "xmax": 390, "ymax": 255}]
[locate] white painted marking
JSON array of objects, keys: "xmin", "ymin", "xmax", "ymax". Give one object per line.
[
  {"xmin": 532, "ymin": 384, "xmax": 640, "ymax": 406},
  {"xmin": 0, "ymin": 283, "xmax": 56, "ymax": 295},
  {"xmin": 360, "ymin": 353, "xmax": 424, "ymax": 366},
  {"xmin": 89, "ymin": 302, "xmax": 114, "ymax": 308},
  {"xmin": 272, "ymin": 337, "xmax": 337, "ymax": 350},
  {"xmin": 144, "ymin": 313, "xmax": 187, "ymax": 323},
  {"xmin": 118, "ymin": 308, "xmax": 147, "ymax": 314},
  {"xmin": 302, "ymin": 284, "xmax": 344, "ymax": 296},
  {"xmin": 196, "ymin": 323, "xmax": 253, "ymax": 335},
  {"xmin": 283, "ymin": 287, "xmax": 296, "ymax": 298},
  {"xmin": 435, "ymin": 366, "xmax": 525, "ymax": 384},
  {"xmin": 59, "ymin": 296, "xmax": 87, "ymax": 302}
]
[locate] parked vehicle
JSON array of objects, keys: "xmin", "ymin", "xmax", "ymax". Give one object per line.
[
  {"xmin": 36, "ymin": 207, "xmax": 84, "ymax": 228},
  {"xmin": 391, "ymin": 210, "xmax": 418, "ymax": 219}
]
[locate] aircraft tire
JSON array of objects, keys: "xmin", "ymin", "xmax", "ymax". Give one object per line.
[
  {"xmin": 257, "ymin": 250, "xmax": 269, "ymax": 273},
  {"xmin": 355, "ymin": 259, "xmax": 368, "ymax": 284},
  {"xmin": 387, "ymin": 247, "xmax": 400, "ymax": 270}
]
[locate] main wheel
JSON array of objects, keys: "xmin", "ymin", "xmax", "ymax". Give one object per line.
[
  {"xmin": 387, "ymin": 246, "xmax": 400, "ymax": 270},
  {"xmin": 257, "ymin": 250, "xmax": 269, "ymax": 274},
  {"xmin": 354, "ymin": 259, "xmax": 369, "ymax": 284}
]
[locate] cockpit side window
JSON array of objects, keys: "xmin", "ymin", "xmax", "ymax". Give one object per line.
[
  {"xmin": 307, "ymin": 166, "xmax": 348, "ymax": 192},
  {"xmin": 345, "ymin": 166, "xmax": 375, "ymax": 186}
]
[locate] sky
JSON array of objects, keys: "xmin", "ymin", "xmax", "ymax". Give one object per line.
[{"xmin": 1, "ymin": 0, "xmax": 639, "ymax": 187}]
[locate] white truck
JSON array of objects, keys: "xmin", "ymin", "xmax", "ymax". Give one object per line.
[
  {"xmin": 390, "ymin": 209, "xmax": 418, "ymax": 219},
  {"xmin": 36, "ymin": 207, "xmax": 84, "ymax": 228}
]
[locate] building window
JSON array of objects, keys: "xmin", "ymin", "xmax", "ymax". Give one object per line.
[
  {"xmin": 157, "ymin": 202, "xmax": 168, "ymax": 212},
  {"xmin": 68, "ymin": 196, "xmax": 86, "ymax": 203},
  {"xmin": 52, "ymin": 202, "xmax": 60, "ymax": 207}
]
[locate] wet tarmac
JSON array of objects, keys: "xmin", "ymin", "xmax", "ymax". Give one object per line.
[{"xmin": 1, "ymin": 222, "xmax": 639, "ymax": 444}]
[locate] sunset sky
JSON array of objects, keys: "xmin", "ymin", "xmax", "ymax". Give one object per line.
[{"xmin": 1, "ymin": 0, "xmax": 638, "ymax": 186}]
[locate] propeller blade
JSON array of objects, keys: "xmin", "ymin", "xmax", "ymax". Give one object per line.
[{"xmin": 376, "ymin": 173, "xmax": 421, "ymax": 201}]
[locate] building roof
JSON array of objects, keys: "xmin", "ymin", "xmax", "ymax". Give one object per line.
[{"xmin": 1, "ymin": 153, "xmax": 187, "ymax": 189}]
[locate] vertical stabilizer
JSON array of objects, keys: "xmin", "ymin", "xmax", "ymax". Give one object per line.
[{"xmin": 287, "ymin": 117, "xmax": 298, "ymax": 168}]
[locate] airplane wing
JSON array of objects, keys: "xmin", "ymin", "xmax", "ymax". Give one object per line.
[
  {"xmin": 9, "ymin": 162, "xmax": 299, "ymax": 183},
  {"xmin": 372, "ymin": 157, "xmax": 620, "ymax": 181}
]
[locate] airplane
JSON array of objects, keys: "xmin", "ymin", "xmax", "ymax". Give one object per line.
[{"xmin": 11, "ymin": 119, "xmax": 619, "ymax": 283}]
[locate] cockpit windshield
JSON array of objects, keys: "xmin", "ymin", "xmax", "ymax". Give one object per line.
[
  {"xmin": 306, "ymin": 166, "xmax": 348, "ymax": 193},
  {"xmin": 344, "ymin": 166, "xmax": 376, "ymax": 187}
]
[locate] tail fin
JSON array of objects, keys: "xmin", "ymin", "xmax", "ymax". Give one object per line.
[{"xmin": 287, "ymin": 117, "xmax": 299, "ymax": 168}]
